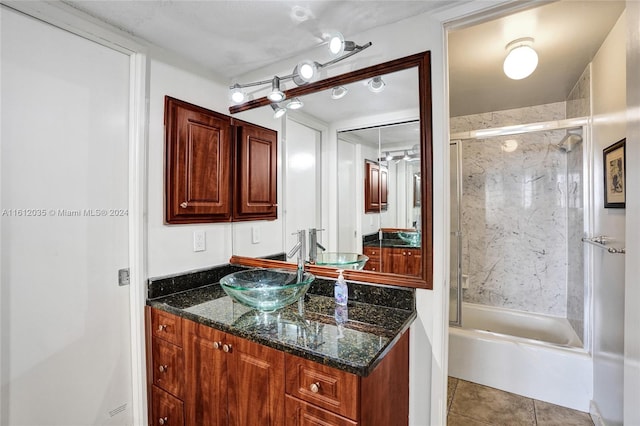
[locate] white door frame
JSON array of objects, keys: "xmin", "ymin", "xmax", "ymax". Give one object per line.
[{"xmin": 3, "ymin": 2, "xmax": 150, "ymax": 424}]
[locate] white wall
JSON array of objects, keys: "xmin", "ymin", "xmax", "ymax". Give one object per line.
[
  {"xmin": 624, "ymin": 1, "xmax": 640, "ymax": 424},
  {"xmin": 147, "ymin": 59, "xmax": 283, "ymax": 278},
  {"xmin": 590, "ymin": 11, "xmax": 626, "ymax": 426}
]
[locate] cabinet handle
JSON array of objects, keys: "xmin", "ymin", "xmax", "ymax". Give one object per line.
[
  {"xmin": 158, "ymin": 365, "xmax": 168, "ymax": 373},
  {"xmin": 222, "ymin": 344, "xmax": 232, "ymax": 353},
  {"xmin": 402, "ymin": 251, "xmax": 407, "ymax": 256},
  {"xmin": 157, "ymin": 324, "xmax": 167, "ymax": 332},
  {"xmin": 408, "ymin": 251, "xmax": 412, "ymax": 256},
  {"xmin": 180, "ymin": 202, "xmax": 188, "ymax": 208},
  {"xmin": 158, "ymin": 417, "xmax": 168, "ymax": 425},
  {"xmin": 310, "ymin": 382, "xmax": 320, "ymax": 393},
  {"xmin": 271, "ymin": 203, "xmax": 278, "ymax": 207},
  {"xmin": 213, "ymin": 341, "xmax": 222, "ymax": 350}
]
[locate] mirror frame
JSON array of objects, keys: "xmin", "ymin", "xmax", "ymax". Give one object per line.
[{"xmin": 229, "ymin": 51, "xmax": 433, "ymax": 289}]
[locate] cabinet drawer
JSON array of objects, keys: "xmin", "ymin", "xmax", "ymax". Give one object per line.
[
  {"xmin": 152, "ymin": 309, "xmax": 183, "ymax": 346},
  {"xmin": 286, "ymin": 395, "xmax": 357, "ymax": 426},
  {"xmin": 362, "ymin": 247, "xmax": 380, "ymax": 260},
  {"xmin": 363, "ymin": 260, "xmax": 380, "ymax": 272},
  {"xmin": 285, "ymin": 354, "xmax": 359, "ymax": 420},
  {"xmin": 151, "ymin": 385, "xmax": 184, "ymax": 426},
  {"xmin": 153, "ymin": 338, "xmax": 184, "ymax": 399}
]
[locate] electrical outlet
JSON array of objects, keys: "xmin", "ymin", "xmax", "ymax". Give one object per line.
[
  {"xmin": 461, "ymin": 274, "xmax": 469, "ymax": 289},
  {"xmin": 193, "ymin": 230, "xmax": 206, "ymax": 252}
]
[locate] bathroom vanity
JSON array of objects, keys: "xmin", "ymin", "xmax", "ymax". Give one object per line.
[{"xmin": 146, "ymin": 265, "xmax": 415, "ymax": 426}]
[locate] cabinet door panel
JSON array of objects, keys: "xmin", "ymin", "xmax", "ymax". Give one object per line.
[
  {"xmin": 165, "ymin": 96, "xmax": 232, "ymax": 223},
  {"xmin": 234, "ymin": 121, "xmax": 277, "ymax": 220},
  {"xmin": 227, "ymin": 337, "xmax": 285, "ymax": 426},
  {"xmin": 286, "ymin": 396, "xmax": 358, "ymax": 426},
  {"xmin": 152, "ymin": 386, "xmax": 185, "ymax": 426},
  {"xmin": 183, "ymin": 320, "xmax": 227, "ymax": 426}
]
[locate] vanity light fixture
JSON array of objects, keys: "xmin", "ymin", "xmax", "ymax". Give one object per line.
[
  {"xmin": 287, "ymin": 98, "xmax": 304, "ymax": 110},
  {"xmin": 271, "ymin": 103, "xmax": 286, "ymax": 119},
  {"xmin": 230, "ymin": 83, "xmax": 246, "ymax": 104},
  {"xmin": 367, "ymin": 76, "xmax": 386, "ymax": 93},
  {"xmin": 331, "ymin": 86, "xmax": 348, "ymax": 99},
  {"xmin": 267, "ymin": 77, "xmax": 286, "ymax": 102},
  {"xmin": 228, "ymin": 32, "xmax": 371, "ymax": 117},
  {"xmin": 379, "ymin": 149, "xmax": 419, "ymax": 163},
  {"xmin": 503, "ymin": 37, "xmax": 538, "ymax": 80}
]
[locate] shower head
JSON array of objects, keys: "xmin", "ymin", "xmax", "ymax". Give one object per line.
[{"xmin": 557, "ymin": 132, "xmax": 583, "ymax": 152}]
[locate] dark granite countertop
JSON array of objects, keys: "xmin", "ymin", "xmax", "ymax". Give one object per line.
[
  {"xmin": 147, "ymin": 265, "xmax": 416, "ymax": 377},
  {"xmin": 363, "ymin": 239, "xmax": 421, "ymax": 249}
]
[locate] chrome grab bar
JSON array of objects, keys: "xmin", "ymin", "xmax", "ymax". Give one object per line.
[{"xmin": 582, "ymin": 236, "xmax": 625, "ymax": 254}]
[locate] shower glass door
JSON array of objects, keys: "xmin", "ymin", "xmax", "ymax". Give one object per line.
[{"xmin": 449, "ymin": 141, "xmax": 462, "ymax": 326}]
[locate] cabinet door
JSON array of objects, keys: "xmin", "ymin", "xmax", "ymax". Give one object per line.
[
  {"xmin": 152, "ymin": 339, "xmax": 184, "ymax": 399},
  {"xmin": 364, "ymin": 161, "xmax": 388, "ymax": 213},
  {"xmin": 233, "ymin": 120, "xmax": 277, "ymax": 220},
  {"xmin": 227, "ymin": 336, "xmax": 285, "ymax": 426},
  {"xmin": 380, "ymin": 247, "xmax": 404, "ymax": 274},
  {"xmin": 286, "ymin": 396, "xmax": 358, "ymax": 426},
  {"xmin": 165, "ymin": 96, "xmax": 232, "ymax": 223},
  {"xmin": 152, "ymin": 385, "xmax": 185, "ymax": 426},
  {"xmin": 183, "ymin": 320, "xmax": 227, "ymax": 426},
  {"xmin": 405, "ymin": 248, "xmax": 422, "ymax": 276}
]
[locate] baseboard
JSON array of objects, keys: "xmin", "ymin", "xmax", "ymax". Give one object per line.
[{"xmin": 590, "ymin": 400, "xmax": 606, "ymax": 426}]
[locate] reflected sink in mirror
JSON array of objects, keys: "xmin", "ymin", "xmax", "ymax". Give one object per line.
[
  {"xmin": 220, "ymin": 268, "xmax": 315, "ymax": 312},
  {"xmin": 397, "ymin": 231, "xmax": 421, "ymax": 247},
  {"xmin": 314, "ymin": 252, "xmax": 369, "ymax": 270}
]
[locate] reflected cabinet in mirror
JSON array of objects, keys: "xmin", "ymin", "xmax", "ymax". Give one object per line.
[{"xmin": 230, "ymin": 52, "xmax": 432, "ymax": 289}]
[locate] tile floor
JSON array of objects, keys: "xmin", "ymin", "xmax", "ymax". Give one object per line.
[{"xmin": 447, "ymin": 377, "xmax": 594, "ymax": 426}]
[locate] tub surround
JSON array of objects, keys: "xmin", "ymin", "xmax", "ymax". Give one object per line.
[{"xmin": 147, "ymin": 263, "xmax": 416, "ymax": 376}]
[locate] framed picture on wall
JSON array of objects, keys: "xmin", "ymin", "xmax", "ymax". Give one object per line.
[{"xmin": 603, "ymin": 138, "xmax": 626, "ymax": 208}]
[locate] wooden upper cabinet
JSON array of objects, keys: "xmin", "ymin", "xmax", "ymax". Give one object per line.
[
  {"xmin": 364, "ymin": 160, "xmax": 388, "ymax": 213},
  {"xmin": 233, "ymin": 119, "xmax": 277, "ymax": 221},
  {"xmin": 164, "ymin": 97, "xmax": 278, "ymax": 224},
  {"xmin": 165, "ymin": 96, "xmax": 232, "ymax": 223}
]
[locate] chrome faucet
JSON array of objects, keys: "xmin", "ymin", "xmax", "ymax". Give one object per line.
[
  {"xmin": 287, "ymin": 229, "xmax": 307, "ymax": 271},
  {"xmin": 308, "ymin": 228, "xmax": 326, "ymax": 264}
]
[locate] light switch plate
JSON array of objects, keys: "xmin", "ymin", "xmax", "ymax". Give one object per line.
[
  {"xmin": 193, "ymin": 230, "xmax": 206, "ymax": 252},
  {"xmin": 252, "ymin": 225, "xmax": 260, "ymax": 244}
]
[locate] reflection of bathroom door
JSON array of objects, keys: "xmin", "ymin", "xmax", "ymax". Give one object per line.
[
  {"xmin": 450, "ymin": 141, "xmax": 462, "ymax": 326},
  {"xmin": 337, "ymin": 139, "xmax": 358, "ymax": 252},
  {"xmin": 285, "ymin": 118, "xmax": 322, "ymax": 249}
]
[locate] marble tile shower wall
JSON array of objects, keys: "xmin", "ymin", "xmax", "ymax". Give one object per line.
[
  {"xmin": 451, "ymin": 102, "xmax": 572, "ymax": 317},
  {"xmin": 566, "ymin": 65, "xmax": 590, "ymax": 340}
]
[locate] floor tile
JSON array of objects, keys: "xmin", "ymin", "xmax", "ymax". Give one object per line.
[
  {"xmin": 534, "ymin": 400, "xmax": 593, "ymax": 426},
  {"xmin": 447, "ymin": 412, "xmax": 492, "ymax": 426},
  {"xmin": 448, "ymin": 376, "xmax": 458, "ymax": 410},
  {"xmin": 449, "ymin": 380, "xmax": 536, "ymax": 425}
]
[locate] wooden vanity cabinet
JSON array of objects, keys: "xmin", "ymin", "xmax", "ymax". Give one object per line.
[
  {"xmin": 362, "ymin": 246, "xmax": 380, "ymax": 272},
  {"xmin": 285, "ymin": 331, "xmax": 409, "ymax": 426},
  {"xmin": 147, "ymin": 307, "xmax": 408, "ymax": 426},
  {"xmin": 362, "ymin": 246, "xmax": 421, "ymax": 275},
  {"xmin": 182, "ymin": 317, "xmax": 285, "ymax": 426}
]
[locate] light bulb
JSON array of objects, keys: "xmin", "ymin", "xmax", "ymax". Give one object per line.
[{"xmin": 503, "ymin": 38, "xmax": 538, "ymax": 80}]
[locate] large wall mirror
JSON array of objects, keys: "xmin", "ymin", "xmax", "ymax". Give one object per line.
[{"xmin": 230, "ymin": 51, "xmax": 432, "ymax": 289}]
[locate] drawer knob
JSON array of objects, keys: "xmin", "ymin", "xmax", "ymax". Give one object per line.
[
  {"xmin": 158, "ymin": 417, "xmax": 168, "ymax": 425},
  {"xmin": 180, "ymin": 202, "xmax": 188, "ymax": 208},
  {"xmin": 158, "ymin": 365, "xmax": 168, "ymax": 373},
  {"xmin": 157, "ymin": 324, "xmax": 167, "ymax": 332},
  {"xmin": 310, "ymin": 382, "xmax": 320, "ymax": 393},
  {"xmin": 222, "ymin": 344, "xmax": 232, "ymax": 353},
  {"xmin": 213, "ymin": 341, "xmax": 222, "ymax": 350}
]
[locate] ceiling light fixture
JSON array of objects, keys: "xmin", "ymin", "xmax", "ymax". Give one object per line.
[
  {"xmin": 385, "ymin": 152, "xmax": 393, "ymax": 161},
  {"xmin": 367, "ymin": 76, "xmax": 386, "ymax": 93},
  {"xmin": 228, "ymin": 32, "xmax": 371, "ymax": 118},
  {"xmin": 270, "ymin": 103, "xmax": 286, "ymax": 119},
  {"xmin": 230, "ymin": 83, "xmax": 246, "ymax": 104},
  {"xmin": 331, "ymin": 86, "xmax": 348, "ymax": 99},
  {"xmin": 267, "ymin": 76, "xmax": 286, "ymax": 102},
  {"xmin": 287, "ymin": 98, "xmax": 304, "ymax": 110},
  {"xmin": 327, "ymin": 31, "xmax": 358, "ymax": 57},
  {"xmin": 503, "ymin": 37, "xmax": 538, "ymax": 80},
  {"xmin": 379, "ymin": 149, "xmax": 419, "ymax": 162}
]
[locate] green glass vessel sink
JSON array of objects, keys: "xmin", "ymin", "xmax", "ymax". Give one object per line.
[
  {"xmin": 314, "ymin": 252, "xmax": 369, "ymax": 270},
  {"xmin": 220, "ymin": 268, "xmax": 315, "ymax": 312},
  {"xmin": 397, "ymin": 231, "xmax": 421, "ymax": 247}
]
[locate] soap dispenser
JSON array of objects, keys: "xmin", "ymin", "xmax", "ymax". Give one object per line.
[{"xmin": 334, "ymin": 269, "xmax": 348, "ymax": 306}]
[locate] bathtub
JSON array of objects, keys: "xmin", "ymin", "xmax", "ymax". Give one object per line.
[{"xmin": 449, "ymin": 303, "xmax": 593, "ymax": 411}]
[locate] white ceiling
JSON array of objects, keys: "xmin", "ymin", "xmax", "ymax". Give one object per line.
[{"xmin": 62, "ymin": 0, "xmax": 625, "ymax": 119}]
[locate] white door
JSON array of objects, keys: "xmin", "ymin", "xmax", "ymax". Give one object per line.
[
  {"xmin": 284, "ymin": 118, "xmax": 322, "ymax": 251},
  {"xmin": 337, "ymin": 139, "xmax": 358, "ymax": 253},
  {"xmin": 1, "ymin": 7, "xmax": 133, "ymax": 425}
]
